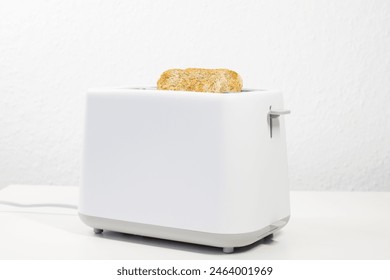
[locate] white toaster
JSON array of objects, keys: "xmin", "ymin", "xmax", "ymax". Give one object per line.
[{"xmin": 79, "ymin": 87, "xmax": 290, "ymax": 253}]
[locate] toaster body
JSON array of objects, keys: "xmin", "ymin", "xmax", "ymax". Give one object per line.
[{"xmin": 79, "ymin": 87, "xmax": 290, "ymax": 253}]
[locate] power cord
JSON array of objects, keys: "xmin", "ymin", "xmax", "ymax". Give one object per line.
[{"xmin": 0, "ymin": 200, "xmax": 77, "ymax": 209}]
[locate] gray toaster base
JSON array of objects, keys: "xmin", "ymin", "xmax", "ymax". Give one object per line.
[{"xmin": 79, "ymin": 213, "xmax": 290, "ymax": 253}]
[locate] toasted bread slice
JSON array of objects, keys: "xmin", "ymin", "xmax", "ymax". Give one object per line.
[{"xmin": 157, "ymin": 68, "xmax": 243, "ymax": 93}]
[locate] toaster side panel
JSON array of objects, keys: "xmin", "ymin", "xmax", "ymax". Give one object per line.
[{"xmin": 219, "ymin": 92, "xmax": 290, "ymax": 233}]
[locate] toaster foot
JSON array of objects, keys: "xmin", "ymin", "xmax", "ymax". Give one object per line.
[
  {"xmin": 264, "ymin": 233, "xmax": 274, "ymax": 240},
  {"xmin": 223, "ymin": 247, "xmax": 234, "ymax": 254},
  {"xmin": 94, "ymin": 228, "xmax": 103, "ymax": 234}
]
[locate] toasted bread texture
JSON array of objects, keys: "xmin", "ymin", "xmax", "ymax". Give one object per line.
[{"xmin": 157, "ymin": 68, "xmax": 243, "ymax": 93}]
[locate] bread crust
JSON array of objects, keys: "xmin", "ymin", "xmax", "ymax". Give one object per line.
[{"xmin": 157, "ymin": 68, "xmax": 243, "ymax": 93}]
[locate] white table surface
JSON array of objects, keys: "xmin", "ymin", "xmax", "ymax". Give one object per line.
[{"xmin": 0, "ymin": 185, "xmax": 389, "ymax": 260}]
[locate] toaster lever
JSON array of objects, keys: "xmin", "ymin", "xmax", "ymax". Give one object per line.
[
  {"xmin": 268, "ymin": 107, "xmax": 290, "ymax": 138},
  {"xmin": 269, "ymin": 109, "xmax": 291, "ymax": 117}
]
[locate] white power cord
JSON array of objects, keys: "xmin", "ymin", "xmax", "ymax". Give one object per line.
[{"xmin": 0, "ymin": 200, "xmax": 77, "ymax": 209}]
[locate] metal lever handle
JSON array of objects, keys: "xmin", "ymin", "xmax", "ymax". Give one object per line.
[
  {"xmin": 269, "ymin": 109, "xmax": 291, "ymax": 118},
  {"xmin": 268, "ymin": 108, "xmax": 290, "ymax": 138}
]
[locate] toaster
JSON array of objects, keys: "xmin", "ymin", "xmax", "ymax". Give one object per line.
[{"xmin": 79, "ymin": 87, "xmax": 290, "ymax": 253}]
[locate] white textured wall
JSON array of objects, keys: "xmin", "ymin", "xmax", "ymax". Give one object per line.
[{"xmin": 1, "ymin": 0, "xmax": 389, "ymax": 191}]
